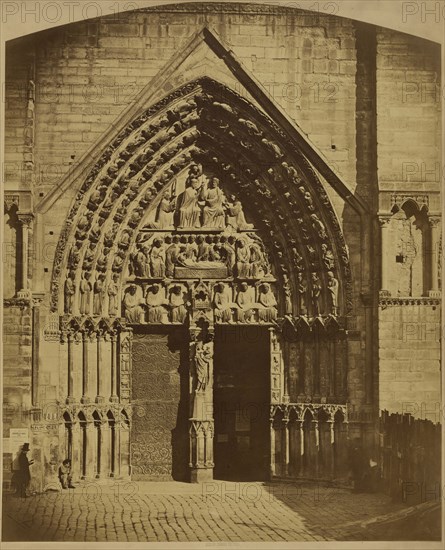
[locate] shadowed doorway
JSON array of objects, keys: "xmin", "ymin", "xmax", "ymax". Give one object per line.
[{"xmin": 213, "ymin": 326, "xmax": 270, "ymax": 481}]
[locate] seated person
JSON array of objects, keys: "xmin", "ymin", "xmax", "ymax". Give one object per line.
[{"xmin": 58, "ymin": 459, "xmax": 75, "ymax": 489}]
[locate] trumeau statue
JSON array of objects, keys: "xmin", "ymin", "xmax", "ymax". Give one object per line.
[{"xmin": 193, "ymin": 335, "xmax": 214, "ymax": 392}]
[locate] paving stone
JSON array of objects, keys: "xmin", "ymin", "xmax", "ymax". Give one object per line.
[{"xmin": 2, "ymin": 481, "xmax": 415, "ymax": 542}]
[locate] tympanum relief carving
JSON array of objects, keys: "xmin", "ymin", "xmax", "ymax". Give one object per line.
[{"xmin": 56, "ymin": 78, "xmax": 350, "ymax": 324}]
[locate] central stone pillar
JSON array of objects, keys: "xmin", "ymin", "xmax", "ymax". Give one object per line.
[{"xmin": 188, "ymin": 326, "xmax": 214, "ymax": 483}]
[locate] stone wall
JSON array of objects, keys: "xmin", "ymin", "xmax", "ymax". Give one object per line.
[
  {"xmin": 379, "ymin": 301, "xmax": 441, "ymax": 422},
  {"xmin": 376, "ymin": 27, "xmax": 441, "ymax": 194},
  {"xmin": 375, "ymin": 26, "xmax": 441, "ymax": 422}
]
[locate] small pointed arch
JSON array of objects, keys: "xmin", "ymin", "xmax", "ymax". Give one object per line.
[
  {"xmin": 318, "ymin": 407, "xmax": 330, "ymax": 424},
  {"xmin": 324, "ymin": 315, "xmax": 340, "ymax": 336},
  {"xmin": 63, "ymin": 411, "xmax": 73, "ymax": 424},
  {"xmin": 334, "ymin": 408, "xmax": 346, "ymax": 424},
  {"xmin": 121, "ymin": 408, "xmax": 130, "ymax": 427},
  {"xmin": 302, "ymin": 407, "xmax": 314, "ymax": 423}
]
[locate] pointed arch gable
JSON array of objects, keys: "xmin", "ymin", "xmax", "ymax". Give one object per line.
[{"xmin": 51, "ymin": 77, "xmax": 352, "ymax": 322}]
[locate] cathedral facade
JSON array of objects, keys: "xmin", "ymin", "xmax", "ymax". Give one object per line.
[{"xmin": 3, "ymin": 3, "xmax": 441, "ymax": 489}]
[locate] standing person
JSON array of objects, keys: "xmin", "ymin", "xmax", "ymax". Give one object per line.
[
  {"xmin": 58, "ymin": 459, "xmax": 75, "ymax": 489},
  {"xmin": 16, "ymin": 443, "xmax": 34, "ymax": 498},
  {"xmin": 349, "ymin": 438, "xmax": 366, "ymax": 493}
]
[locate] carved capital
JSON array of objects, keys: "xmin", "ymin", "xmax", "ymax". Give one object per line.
[
  {"xmin": 378, "ymin": 215, "xmax": 391, "ymax": 228},
  {"xmin": 17, "ymin": 212, "xmax": 34, "ymax": 227},
  {"xmin": 4, "ymin": 194, "xmax": 19, "ymax": 211},
  {"xmin": 428, "ymin": 216, "xmax": 441, "ymax": 229}
]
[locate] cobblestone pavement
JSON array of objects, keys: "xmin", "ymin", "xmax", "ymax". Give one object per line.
[{"xmin": 1, "ymin": 481, "xmax": 438, "ymax": 542}]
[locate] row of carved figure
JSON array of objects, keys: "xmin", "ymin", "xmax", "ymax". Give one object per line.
[
  {"xmin": 64, "ymin": 270, "xmax": 339, "ymax": 317},
  {"xmin": 64, "ymin": 272, "xmax": 120, "ymax": 316},
  {"xmin": 294, "ymin": 271, "xmax": 339, "ymax": 316},
  {"xmin": 129, "ymin": 232, "xmax": 270, "ymax": 279},
  {"xmin": 123, "ymin": 281, "xmax": 278, "ymax": 324}
]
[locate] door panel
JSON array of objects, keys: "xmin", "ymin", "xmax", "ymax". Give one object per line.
[{"xmin": 130, "ymin": 328, "xmax": 188, "ymax": 480}]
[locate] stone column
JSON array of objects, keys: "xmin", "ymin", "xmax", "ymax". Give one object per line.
[
  {"xmin": 428, "ymin": 217, "xmax": 441, "ymax": 297},
  {"xmin": 85, "ymin": 420, "xmax": 95, "ymax": 479},
  {"xmin": 269, "ymin": 416, "xmax": 276, "ymax": 478},
  {"xmin": 188, "ymin": 329, "xmax": 214, "ymax": 483},
  {"xmin": 314, "ymin": 419, "xmax": 320, "ymax": 478},
  {"xmin": 283, "ymin": 414, "xmax": 290, "ymax": 477},
  {"xmin": 298, "ymin": 419, "xmax": 305, "ymax": 477},
  {"xmin": 17, "ymin": 213, "xmax": 34, "ymax": 297},
  {"xmin": 379, "ymin": 216, "xmax": 391, "ymax": 295},
  {"xmin": 71, "ymin": 421, "xmax": 81, "ymax": 482},
  {"xmin": 95, "ymin": 332, "xmax": 104, "ymax": 404},
  {"xmin": 66, "ymin": 333, "xmax": 75, "ymax": 404},
  {"xmin": 329, "ymin": 419, "xmax": 335, "ymax": 478},
  {"xmin": 81, "ymin": 331, "xmax": 90, "ymax": 404},
  {"xmin": 110, "ymin": 331, "xmax": 119, "ymax": 403}
]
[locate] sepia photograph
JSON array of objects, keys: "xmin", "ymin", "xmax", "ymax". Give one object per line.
[{"xmin": 0, "ymin": 0, "xmax": 443, "ymax": 546}]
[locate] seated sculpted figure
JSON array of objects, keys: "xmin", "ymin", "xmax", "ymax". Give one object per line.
[
  {"xmin": 153, "ymin": 190, "xmax": 176, "ymax": 229},
  {"xmin": 236, "ymin": 239, "xmax": 251, "ymax": 279},
  {"xmin": 213, "ymin": 282, "xmax": 233, "ymax": 323},
  {"xmin": 123, "ymin": 285, "xmax": 145, "ymax": 324},
  {"xmin": 258, "ymin": 283, "xmax": 278, "ymax": 323},
  {"xmin": 200, "ymin": 177, "xmax": 225, "ymax": 229},
  {"xmin": 236, "ymin": 282, "xmax": 255, "ymax": 323},
  {"xmin": 169, "ymin": 285, "xmax": 188, "ymax": 323},
  {"xmin": 225, "ymin": 195, "xmax": 253, "ymax": 231},
  {"xmin": 145, "ymin": 284, "xmax": 167, "ymax": 323},
  {"xmin": 177, "ymin": 177, "xmax": 201, "ymax": 229}
]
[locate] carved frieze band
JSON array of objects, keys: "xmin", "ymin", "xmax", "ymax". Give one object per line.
[{"xmin": 270, "ymin": 403, "xmax": 348, "ymax": 422}]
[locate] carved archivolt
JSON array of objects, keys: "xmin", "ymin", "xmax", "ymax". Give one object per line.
[{"xmin": 52, "ymin": 78, "xmax": 352, "ymax": 321}]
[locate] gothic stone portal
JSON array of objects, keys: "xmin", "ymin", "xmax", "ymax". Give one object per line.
[{"xmin": 56, "ymin": 78, "xmax": 351, "ymax": 484}]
